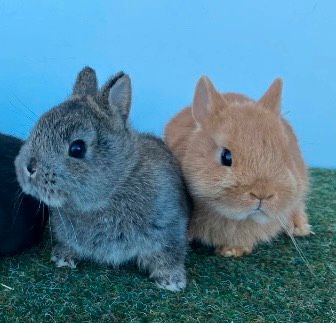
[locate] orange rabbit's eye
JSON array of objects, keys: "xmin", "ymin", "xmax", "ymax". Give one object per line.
[{"xmin": 221, "ymin": 148, "xmax": 232, "ymax": 167}]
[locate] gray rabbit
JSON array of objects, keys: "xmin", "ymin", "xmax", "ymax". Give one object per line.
[{"xmin": 15, "ymin": 67, "xmax": 189, "ymax": 291}]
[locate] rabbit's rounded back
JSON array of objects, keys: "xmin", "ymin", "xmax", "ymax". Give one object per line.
[
  {"xmin": 165, "ymin": 77, "xmax": 308, "ymax": 223},
  {"xmin": 0, "ymin": 133, "xmax": 47, "ymax": 256}
]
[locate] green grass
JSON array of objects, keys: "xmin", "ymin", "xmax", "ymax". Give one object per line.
[{"xmin": 1, "ymin": 169, "xmax": 335, "ymax": 322}]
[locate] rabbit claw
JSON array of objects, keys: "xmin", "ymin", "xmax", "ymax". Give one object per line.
[
  {"xmin": 215, "ymin": 246, "xmax": 252, "ymax": 257},
  {"xmin": 51, "ymin": 255, "xmax": 77, "ymax": 269}
]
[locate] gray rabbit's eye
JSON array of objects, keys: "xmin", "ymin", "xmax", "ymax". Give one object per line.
[
  {"xmin": 220, "ymin": 148, "xmax": 232, "ymax": 167},
  {"xmin": 69, "ymin": 140, "xmax": 86, "ymax": 159}
]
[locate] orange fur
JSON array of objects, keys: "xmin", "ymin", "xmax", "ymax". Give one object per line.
[{"xmin": 165, "ymin": 76, "xmax": 311, "ymax": 256}]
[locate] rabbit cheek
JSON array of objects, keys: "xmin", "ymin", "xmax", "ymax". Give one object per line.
[{"xmin": 29, "ymin": 170, "xmax": 64, "ymax": 207}]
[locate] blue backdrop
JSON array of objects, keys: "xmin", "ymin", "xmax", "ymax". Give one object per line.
[{"xmin": 0, "ymin": 1, "xmax": 334, "ymax": 167}]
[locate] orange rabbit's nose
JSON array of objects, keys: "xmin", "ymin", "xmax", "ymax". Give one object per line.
[{"xmin": 249, "ymin": 192, "xmax": 274, "ymax": 201}]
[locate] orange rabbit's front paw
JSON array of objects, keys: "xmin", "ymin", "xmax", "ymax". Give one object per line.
[
  {"xmin": 293, "ymin": 223, "xmax": 314, "ymax": 237},
  {"xmin": 215, "ymin": 246, "xmax": 252, "ymax": 257},
  {"xmin": 291, "ymin": 209, "xmax": 314, "ymax": 237}
]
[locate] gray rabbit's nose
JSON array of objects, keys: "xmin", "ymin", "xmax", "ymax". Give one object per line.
[{"xmin": 26, "ymin": 158, "xmax": 37, "ymax": 176}]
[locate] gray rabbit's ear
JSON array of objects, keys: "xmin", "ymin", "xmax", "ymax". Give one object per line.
[
  {"xmin": 73, "ymin": 66, "xmax": 98, "ymax": 96},
  {"xmin": 100, "ymin": 72, "xmax": 131, "ymax": 121}
]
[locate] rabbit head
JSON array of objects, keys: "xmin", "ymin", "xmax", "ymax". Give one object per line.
[
  {"xmin": 183, "ymin": 76, "xmax": 305, "ymax": 224},
  {"xmin": 15, "ymin": 67, "xmax": 135, "ymax": 212}
]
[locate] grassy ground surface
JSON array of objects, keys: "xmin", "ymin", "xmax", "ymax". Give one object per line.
[{"xmin": 0, "ymin": 169, "xmax": 335, "ymax": 322}]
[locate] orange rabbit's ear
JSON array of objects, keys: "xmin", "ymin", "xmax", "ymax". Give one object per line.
[
  {"xmin": 192, "ymin": 76, "xmax": 223, "ymax": 126},
  {"xmin": 258, "ymin": 78, "xmax": 283, "ymax": 114}
]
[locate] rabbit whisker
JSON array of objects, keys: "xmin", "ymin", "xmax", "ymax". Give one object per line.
[
  {"xmin": 48, "ymin": 208, "xmax": 53, "ymax": 246},
  {"xmin": 11, "ymin": 93, "xmax": 39, "ymax": 119},
  {"xmin": 56, "ymin": 206, "xmax": 78, "ymax": 246},
  {"xmin": 8, "ymin": 97, "xmax": 36, "ymax": 125},
  {"xmin": 277, "ymin": 215, "xmax": 315, "ymax": 276},
  {"xmin": 56, "ymin": 206, "xmax": 70, "ymax": 244},
  {"xmin": 12, "ymin": 191, "xmax": 24, "ymax": 225}
]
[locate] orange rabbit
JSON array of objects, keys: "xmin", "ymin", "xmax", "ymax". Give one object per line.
[{"xmin": 165, "ymin": 76, "xmax": 312, "ymax": 257}]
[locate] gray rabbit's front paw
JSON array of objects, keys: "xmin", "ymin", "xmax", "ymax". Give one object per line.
[
  {"xmin": 152, "ymin": 268, "xmax": 186, "ymax": 292},
  {"xmin": 51, "ymin": 244, "xmax": 77, "ymax": 269}
]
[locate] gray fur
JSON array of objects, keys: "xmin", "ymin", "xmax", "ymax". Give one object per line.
[
  {"xmin": 15, "ymin": 67, "xmax": 189, "ymax": 291},
  {"xmin": 72, "ymin": 66, "xmax": 98, "ymax": 96}
]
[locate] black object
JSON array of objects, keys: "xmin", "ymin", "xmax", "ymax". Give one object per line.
[
  {"xmin": 0, "ymin": 133, "xmax": 47, "ymax": 256},
  {"xmin": 220, "ymin": 147, "xmax": 232, "ymax": 167}
]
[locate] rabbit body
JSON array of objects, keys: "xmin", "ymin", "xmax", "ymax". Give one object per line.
[
  {"xmin": 15, "ymin": 68, "xmax": 189, "ymax": 291},
  {"xmin": 165, "ymin": 77, "xmax": 311, "ymax": 257}
]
